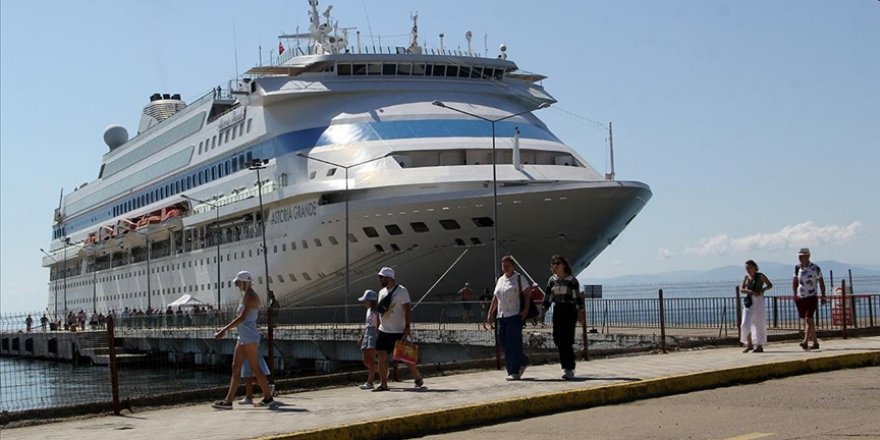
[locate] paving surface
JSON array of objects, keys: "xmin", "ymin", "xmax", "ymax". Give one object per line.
[{"xmin": 2, "ymin": 337, "xmax": 878, "ymax": 440}]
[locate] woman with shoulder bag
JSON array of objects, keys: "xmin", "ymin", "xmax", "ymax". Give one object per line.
[
  {"xmin": 485, "ymin": 255, "xmax": 530, "ymax": 381},
  {"xmin": 740, "ymin": 260, "xmax": 773, "ymax": 353},
  {"xmin": 542, "ymin": 255, "xmax": 585, "ymax": 380}
]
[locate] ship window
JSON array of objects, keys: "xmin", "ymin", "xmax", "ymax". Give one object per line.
[
  {"xmin": 472, "ymin": 217, "xmax": 494, "ymax": 227},
  {"xmin": 211, "ymin": 136, "xmax": 216, "ymax": 148},
  {"xmin": 328, "ymin": 236, "xmax": 338, "ymax": 245},
  {"xmin": 363, "ymin": 226, "xmax": 379, "ymax": 238},
  {"xmin": 470, "ymin": 237, "xmax": 481, "ymax": 245},
  {"xmin": 471, "ymin": 67, "xmax": 483, "ymax": 79},
  {"xmin": 493, "ymin": 68, "xmax": 504, "ymax": 80},
  {"xmin": 282, "ymin": 243, "xmax": 286, "ymax": 252},
  {"xmin": 238, "ymin": 124, "xmax": 244, "ymax": 137},
  {"xmin": 246, "ymin": 118, "xmax": 252, "ymax": 133},
  {"xmin": 374, "ymin": 244, "xmax": 384, "ymax": 252},
  {"xmin": 455, "ymin": 238, "xmax": 466, "ymax": 246},
  {"xmin": 273, "ymin": 245, "xmax": 278, "ymax": 253},
  {"xmin": 302, "ymin": 272, "xmax": 312, "ymax": 281},
  {"xmin": 301, "ymin": 240, "xmax": 308, "ymax": 249},
  {"xmin": 352, "ymin": 64, "xmax": 367, "ymax": 75},
  {"xmin": 232, "ymin": 158, "xmax": 239, "ymax": 172},
  {"xmin": 410, "ymin": 222, "xmax": 429, "ymax": 233},
  {"xmin": 288, "ymin": 273, "xmax": 297, "ymax": 282},
  {"xmin": 337, "ymin": 63, "xmax": 352, "ymax": 75},
  {"xmin": 367, "ymin": 63, "xmax": 381, "ymax": 75},
  {"xmin": 309, "ymin": 171, "xmax": 317, "ymax": 179},
  {"xmin": 458, "ymin": 66, "xmax": 471, "ymax": 78},
  {"xmin": 382, "ymin": 63, "xmax": 396, "ymax": 75},
  {"xmin": 439, "ymin": 219, "xmax": 461, "ymax": 230},
  {"xmin": 277, "ymin": 275, "xmax": 284, "ymax": 284},
  {"xmin": 198, "ymin": 142, "xmax": 203, "ymax": 154},
  {"xmin": 431, "ymin": 64, "xmax": 445, "ymax": 76},
  {"xmin": 412, "ymin": 63, "xmax": 426, "ymax": 76},
  {"xmin": 385, "ymin": 224, "xmax": 403, "ymax": 235},
  {"xmin": 397, "ymin": 63, "xmax": 412, "ymax": 75},
  {"xmin": 225, "ymin": 130, "xmax": 230, "ymax": 143},
  {"xmin": 390, "ymin": 243, "xmax": 400, "ymax": 251},
  {"xmin": 446, "ymin": 65, "xmax": 459, "ymax": 77},
  {"xmin": 314, "ymin": 238, "xmax": 322, "ymax": 247},
  {"xmin": 231, "ymin": 128, "xmax": 236, "ymax": 140},
  {"xmin": 290, "ymin": 241, "xmax": 296, "ymax": 250},
  {"xmin": 347, "ymin": 233, "xmax": 358, "ymax": 243}
]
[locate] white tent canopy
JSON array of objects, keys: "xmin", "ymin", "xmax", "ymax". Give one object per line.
[{"xmin": 167, "ymin": 294, "xmax": 206, "ymax": 308}]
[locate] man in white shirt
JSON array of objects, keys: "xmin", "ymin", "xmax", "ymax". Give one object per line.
[
  {"xmin": 792, "ymin": 248, "xmax": 826, "ymax": 350},
  {"xmin": 372, "ymin": 267, "xmax": 424, "ymax": 391}
]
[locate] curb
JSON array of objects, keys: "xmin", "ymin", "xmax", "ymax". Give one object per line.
[{"xmin": 256, "ymin": 351, "xmax": 880, "ymax": 440}]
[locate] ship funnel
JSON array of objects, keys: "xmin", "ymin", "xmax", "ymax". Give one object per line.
[{"xmin": 138, "ymin": 92, "xmax": 186, "ymax": 133}]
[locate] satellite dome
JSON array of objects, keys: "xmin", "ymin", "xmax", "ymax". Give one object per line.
[{"xmin": 104, "ymin": 124, "xmax": 129, "ymax": 150}]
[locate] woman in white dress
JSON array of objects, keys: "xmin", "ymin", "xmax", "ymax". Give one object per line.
[{"xmin": 741, "ymin": 260, "xmax": 773, "ymax": 353}]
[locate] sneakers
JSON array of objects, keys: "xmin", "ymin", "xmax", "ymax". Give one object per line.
[
  {"xmin": 562, "ymin": 370, "xmax": 575, "ymax": 380},
  {"xmin": 360, "ymin": 382, "xmax": 374, "ymax": 390},
  {"xmin": 518, "ymin": 363, "xmax": 528, "ymax": 377},
  {"xmin": 753, "ymin": 346, "xmax": 764, "ymax": 353},
  {"xmin": 211, "ymin": 400, "xmax": 233, "ymax": 410},
  {"xmin": 237, "ymin": 396, "xmax": 254, "ymax": 405},
  {"xmin": 414, "ymin": 376, "xmax": 424, "ymax": 388},
  {"xmin": 799, "ymin": 341, "xmax": 809, "ymax": 351},
  {"xmin": 254, "ymin": 398, "xmax": 275, "ymax": 407},
  {"xmin": 742, "ymin": 346, "xmax": 754, "ymax": 353},
  {"xmin": 505, "ymin": 374, "xmax": 521, "ymax": 381}
]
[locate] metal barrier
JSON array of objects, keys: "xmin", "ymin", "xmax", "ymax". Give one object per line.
[{"xmin": 2, "ymin": 292, "xmax": 878, "ymax": 417}]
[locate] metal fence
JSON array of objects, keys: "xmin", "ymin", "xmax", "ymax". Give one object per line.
[{"xmin": 2, "ymin": 276, "xmax": 879, "ymax": 419}]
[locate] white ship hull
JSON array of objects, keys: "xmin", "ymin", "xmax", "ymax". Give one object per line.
[{"xmin": 43, "ymin": 2, "xmax": 652, "ymax": 317}]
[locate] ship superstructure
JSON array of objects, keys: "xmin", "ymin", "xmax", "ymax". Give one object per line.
[{"xmin": 42, "ymin": 1, "xmax": 651, "ymax": 316}]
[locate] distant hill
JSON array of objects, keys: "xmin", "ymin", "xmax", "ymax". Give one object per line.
[{"xmin": 588, "ymin": 260, "xmax": 880, "ymax": 285}]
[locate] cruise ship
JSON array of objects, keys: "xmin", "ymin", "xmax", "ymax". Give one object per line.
[{"xmin": 42, "ymin": 1, "xmax": 652, "ymax": 317}]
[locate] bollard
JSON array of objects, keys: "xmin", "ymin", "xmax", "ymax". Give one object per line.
[
  {"xmin": 658, "ymin": 289, "xmax": 667, "ymax": 354},
  {"xmin": 107, "ymin": 316, "xmax": 120, "ymax": 416}
]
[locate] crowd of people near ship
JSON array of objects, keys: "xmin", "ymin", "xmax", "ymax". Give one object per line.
[{"xmin": 22, "ymin": 304, "xmax": 224, "ymax": 333}]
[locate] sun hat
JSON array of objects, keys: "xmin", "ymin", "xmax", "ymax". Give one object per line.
[
  {"xmin": 233, "ymin": 271, "xmax": 253, "ymax": 283},
  {"xmin": 377, "ymin": 267, "xmax": 395, "ymax": 279},
  {"xmin": 798, "ymin": 248, "xmax": 811, "ymax": 256},
  {"xmin": 358, "ymin": 289, "xmax": 378, "ymax": 302}
]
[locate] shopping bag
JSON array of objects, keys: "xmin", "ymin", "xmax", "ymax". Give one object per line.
[{"xmin": 392, "ymin": 338, "xmax": 419, "ymax": 365}]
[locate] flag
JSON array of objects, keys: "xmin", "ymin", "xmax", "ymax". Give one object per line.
[{"xmin": 278, "ymin": 42, "xmax": 285, "ymax": 55}]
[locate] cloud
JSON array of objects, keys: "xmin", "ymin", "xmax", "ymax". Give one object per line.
[
  {"xmin": 656, "ymin": 248, "xmax": 674, "ymax": 260},
  {"xmin": 686, "ymin": 221, "xmax": 863, "ymax": 256}
]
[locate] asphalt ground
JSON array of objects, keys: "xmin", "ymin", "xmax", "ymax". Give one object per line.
[{"xmin": 1, "ymin": 336, "xmax": 877, "ymax": 440}]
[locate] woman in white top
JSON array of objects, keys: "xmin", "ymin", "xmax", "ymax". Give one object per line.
[{"xmin": 485, "ymin": 255, "xmax": 530, "ymax": 380}]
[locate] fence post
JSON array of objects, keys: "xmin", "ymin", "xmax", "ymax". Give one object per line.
[
  {"xmin": 107, "ymin": 316, "xmax": 121, "ymax": 416},
  {"xmin": 735, "ymin": 286, "xmax": 742, "ymax": 340},
  {"xmin": 841, "ymin": 279, "xmax": 848, "ymax": 339},
  {"xmin": 658, "ymin": 289, "xmax": 667, "ymax": 354}
]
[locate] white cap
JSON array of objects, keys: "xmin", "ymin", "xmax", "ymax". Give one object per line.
[
  {"xmin": 358, "ymin": 289, "xmax": 378, "ymax": 302},
  {"xmin": 377, "ymin": 267, "xmax": 395, "ymax": 279},
  {"xmin": 233, "ymin": 271, "xmax": 253, "ymax": 283},
  {"xmin": 798, "ymin": 248, "xmax": 811, "ymax": 256}
]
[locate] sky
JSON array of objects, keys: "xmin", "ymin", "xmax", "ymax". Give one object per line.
[{"xmin": 1, "ymin": 1, "xmax": 878, "ymax": 315}]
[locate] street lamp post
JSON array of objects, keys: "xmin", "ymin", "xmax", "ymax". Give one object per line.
[
  {"xmin": 431, "ymin": 101, "xmax": 549, "ymax": 280},
  {"xmin": 246, "ymin": 158, "xmax": 276, "ymax": 375},
  {"xmin": 62, "ymin": 237, "xmax": 69, "ymax": 316},
  {"xmin": 296, "ymin": 152, "xmax": 389, "ymax": 323},
  {"xmin": 182, "ymin": 194, "xmax": 222, "ymax": 309},
  {"xmin": 40, "ymin": 248, "xmax": 59, "ymax": 320}
]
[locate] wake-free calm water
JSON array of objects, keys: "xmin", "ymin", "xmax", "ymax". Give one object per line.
[{"xmin": 0, "ymin": 356, "xmax": 228, "ymax": 413}]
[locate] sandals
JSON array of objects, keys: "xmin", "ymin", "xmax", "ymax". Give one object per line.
[
  {"xmin": 211, "ymin": 400, "xmax": 233, "ymax": 409},
  {"xmin": 254, "ymin": 397, "xmax": 275, "ymax": 407}
]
